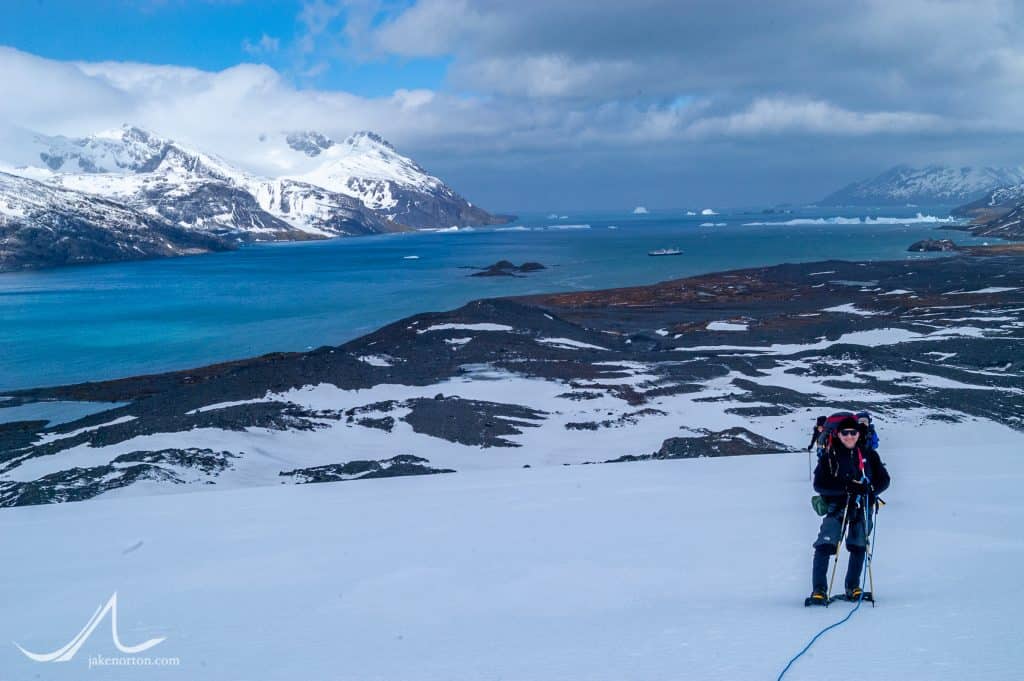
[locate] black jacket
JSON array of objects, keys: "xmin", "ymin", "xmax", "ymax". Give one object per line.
[{"xmin": 813, "ymin": 442, "xmax": 890, "ymax": 503}]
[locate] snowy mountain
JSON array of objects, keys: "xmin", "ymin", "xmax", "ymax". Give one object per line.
[
  {"xmin": 291, "ymin": 131, "xmax": 509, "ymax": 228},
  {"xmin": 0, "ymin": 171, "xmax": 232, "ymax": 271},
  {"xmin": 820, "ymin": 164, "xmax": 1024, "ymax": 206},
  {"xmin": 950, "ymin": 182, "xmax": 1024, "ymax": 240},
  {"xmin": 0, "ymin": 125, "xmax": 508, "ymax": 269},
  {"xmin": 18, "ymin": 126, "xmax": 506, "ymax": 232},
  {"xmin": 952, "ymin": 181, "xmax": 1024, "ymax": 217},
  {"xmin": 8, "ymin": 126, "xmax": 399, "ymax": 240}
]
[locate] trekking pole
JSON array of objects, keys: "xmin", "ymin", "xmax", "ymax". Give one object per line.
[
  {"xmin": 866, "ymin": 497, "xmax": 881, "ymax": 607},
  {"xmin": 826, "ymin": 499, "xmax": 851, "ymax": 602}
]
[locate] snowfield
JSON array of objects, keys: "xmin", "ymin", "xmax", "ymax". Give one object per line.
[
  {"xmin": 1, "ymin": 256, "xmax": 1023, "ymax": 678},
  {"xmin": 1, "ymin": 416, "xmax": 1021, "ymax": 680}
]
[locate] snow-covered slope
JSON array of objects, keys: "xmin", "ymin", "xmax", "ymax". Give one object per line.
[
  {"xmin": 821, "ymin": 164, "xmax": 1024, "ymax": 206},
  {"xmin": 0, "ymin": 417, "xmax": 1020, "ymax": 680},
  {"xmin": 5, "ymin": 126, "xmax": 399, "ymax": 240},
  {"xmin": 2, "ymin": 256, "xmax": 1020, "ymax": 504},
  {"xmin": 969, "ymin": 182, "xmax": 1024, "ymax": 209},
  {"xmin": 2, "ymin": 125, "xmax": 504, "ymax": 244},
  {"xmin": 292, "ymin": 131, "xmax": 508, "ymax": 228},
  {"xmin": 298, "ymin": 131, "xmax": 443, "ymax": 195},
  {"xmin": 1, "ymin": 256, "xmax": 1021, "ymax": 677},
  {"xmin": 0, "ymin": 171, "xmax": 232, "ymax": 271},
  {"xmin": 951, "ymin": 182, "xmax": 1024, "ymax": 240}
]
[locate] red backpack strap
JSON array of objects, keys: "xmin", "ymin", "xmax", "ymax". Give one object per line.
[{"xmin": 856, "ymin": 447, "xmax": 868, "ymax": 482}]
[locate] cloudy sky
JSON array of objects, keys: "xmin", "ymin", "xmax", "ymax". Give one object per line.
[{"xmin": 2, "ymin": 0, "xmax": 1024, "ymax": 211}]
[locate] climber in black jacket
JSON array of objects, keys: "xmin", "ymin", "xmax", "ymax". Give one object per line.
[
  {"xmin": 807, "ymin": 415, "xmax": 890, "ymax": 604},
  {"xmin": 806, "ymin": 415, "xmax": 827, "ymax": 453}
]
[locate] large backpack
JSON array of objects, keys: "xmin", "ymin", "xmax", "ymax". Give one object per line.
[
  {"xmin": 817, "ymin": 411, "xmax": 856, "ymax": 453},
  {"xmin": 817, "ymin": 410, "xmax": 879, "ymax": 452}
]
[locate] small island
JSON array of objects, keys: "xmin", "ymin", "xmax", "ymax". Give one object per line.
[
  {"xmin": 908, "ymin": 238, "xmax": 959, "ymax": 252},
  {"xmin": 470, "ymin": 260, "xmax": 547, "ymax": 277}
]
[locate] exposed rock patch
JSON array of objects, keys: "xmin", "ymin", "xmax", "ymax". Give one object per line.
[{"xmin": 279, "ymin": 455, "xmax": 454, "ymax": 483}]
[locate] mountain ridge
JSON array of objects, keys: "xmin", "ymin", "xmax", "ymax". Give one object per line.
[
  {"xmin": 821, "ymin": 164, "xmax": 1024, "ymax": 206},
  {"xmin": 0, "ymin": 170, "xmax": 234, "ymax": 271},
  {"xmin": 0, "ymin": 125, "xmax": 511, "ymax": 270}
]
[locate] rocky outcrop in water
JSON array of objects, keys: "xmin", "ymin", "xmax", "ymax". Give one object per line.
[
  {"xmin": 470, "ymin": 260, "xmax": 547, "ymax": 277},
  {"xmin": 908, "ymin": 238, "xmax": 959, "ymax": 252}
]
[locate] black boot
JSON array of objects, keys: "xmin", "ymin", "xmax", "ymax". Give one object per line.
[
  {"xmin": 806, "ymin": 546, "xmax": 834, "ymax": 606},
  {"xmin": 845, "ymin": 547, "xmax": 866, "ymax": 594}
]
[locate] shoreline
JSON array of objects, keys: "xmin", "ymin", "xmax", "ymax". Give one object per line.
[
  {"xmin": 1, "ymin": 248, "xmax": 1021, "ymax": 506},
  {"xmin": 1, "ymin": 215, "xmax": 1001, "ymax": 393},
  {"xmin": 0, "ymin": 207, "xmax": 981, "ymax": 277},
  {"xmin": 3, "ymin": 244, "xmax": 1016, "ymax": 401}
]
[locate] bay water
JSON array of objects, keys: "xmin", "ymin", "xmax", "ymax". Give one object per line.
[{"xmin": 0, "ymin": 207, "xmax": 990, "ymax": 392}]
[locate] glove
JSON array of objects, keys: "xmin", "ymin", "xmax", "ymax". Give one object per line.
[
  {"xmin": 807, "ymin": 445, "xmax": 814, "ymax": 452},
  {"xmin": 846, "ymin": 480, "xmax": 872, "ymax": 496}
]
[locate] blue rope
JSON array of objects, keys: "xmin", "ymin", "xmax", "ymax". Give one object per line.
[
  {"xmin": 777, "ymin": 492, "xmax": 879, "ymax": 681},
  {"xmin": 775, "ymin": 596, "xmax": 866, "ymax": 681}
]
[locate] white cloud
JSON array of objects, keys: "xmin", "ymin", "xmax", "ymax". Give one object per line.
[
  {"xmin": 0, "ymin": 45, "xmax": 981, "ymax": 178},
  {"xmin": 243, "ymin": 34, "xmax": 281, "ymax": 55},
  {"xmin": 5, "ymin": 0, "xmax": 1024, "ymax": 214},
  {"xmin": 360, "ymin": 0, "xmax": 1024, "ymax": 122},
  {"xmin": 371, "ymin": 0, "xmax": 481, "ymax": 57},
  {"xmin": 452, "ymin": 54, "xmax": 641, "ymax": 98},
  {"xmin": 683, "ymin": 98, "xmax": 947, "ymax": 139}
]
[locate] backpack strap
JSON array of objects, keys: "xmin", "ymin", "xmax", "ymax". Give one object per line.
[{"xmin": 856, "ymin": 446, "xmax": 871, "ymax": 485}]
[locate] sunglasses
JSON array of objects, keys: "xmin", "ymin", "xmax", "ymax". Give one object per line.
[{"xmin": 839, "ymin": 429, "xmax": 860, "ymax": 436}]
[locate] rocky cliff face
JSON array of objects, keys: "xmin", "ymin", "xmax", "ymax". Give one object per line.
[{"xmin": 0, "ymin": 171, "xmax": 233, "ymax": 271}]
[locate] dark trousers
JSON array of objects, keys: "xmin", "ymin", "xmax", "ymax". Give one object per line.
[
  {"xmin": 811, "ymin": 497, "xmax": 872, "ymax": 593},
  {"xmin": 812, "ymin": 545, "xmax": 865, "ymax": 594}
]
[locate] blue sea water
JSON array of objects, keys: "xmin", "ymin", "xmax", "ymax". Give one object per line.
[{"xmin": 0, "ymin": 207, "xmax": 994, "ymax": 392}]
